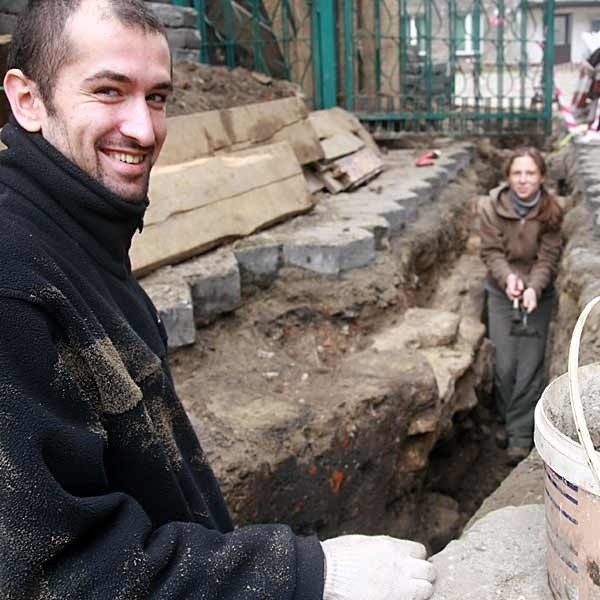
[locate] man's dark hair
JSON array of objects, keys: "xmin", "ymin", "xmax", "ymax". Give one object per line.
[{"xmin": 7, "ymin": 0, "xmax": 168, "ymax": 114}]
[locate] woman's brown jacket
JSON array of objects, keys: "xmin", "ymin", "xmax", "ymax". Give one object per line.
[{"xmin": 479, "ymin": 185, "xmax": 562, "ymax": 298}]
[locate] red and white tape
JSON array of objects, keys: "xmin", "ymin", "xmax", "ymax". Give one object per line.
[{"xmin": 555, "ymin": 86, "xmax": 579, "ymax": 130}]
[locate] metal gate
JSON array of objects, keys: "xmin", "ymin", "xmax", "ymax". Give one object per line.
[{"xmin": 172, "ymin": 0, "xmax": 555, "ymax": 135}]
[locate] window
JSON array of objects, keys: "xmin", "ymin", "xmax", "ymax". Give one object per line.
[
  {"xmin": 410, "ymin": 15, "xmax": 426, "ymax": 54},
  {"xmin": 455, "ymin": 13, "xmax": 482, "ymax": 55},
  {"xmin": 554, "ymin": 14, "xmax": 570, "ymax": 45},
  {"xmin": 591, "ymin": 19, "xmax": 600, "ymax": 32}
]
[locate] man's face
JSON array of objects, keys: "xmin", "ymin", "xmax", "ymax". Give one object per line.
[{"xmin": 40, "ymin": 6, "xmax": 172, "ymax": 202}]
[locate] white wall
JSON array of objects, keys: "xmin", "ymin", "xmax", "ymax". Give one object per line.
[{"xmin": 570, "ymin": 8, "xmax": 600, "ymax": 62}]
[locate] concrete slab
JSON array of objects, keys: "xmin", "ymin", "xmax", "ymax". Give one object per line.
[
  {"xmin": 174, "ymin": 248, "xmax": 242, "ymax": 326},
  {"xmin": 324, "ymin": 192, "xmax": 416, "ymax": 232},
  {"xmin": 139, "ymin": 270, "xmax": 195, "ymax": 350},
  {"xmin": 431, "ymin": 505, "xmax": 550, "ymax": 600},
  {"xmin": 281, "ymin": 225, "xmax": 375, "ymax": 275},
  {"xmin": 585, "ymin": 183, "xmax": 600, "ymax": 210},
  {"xmin": 310, "ymin": 204, "xmax": 391, "ymax": 250},
  {"xmin": 233, "ymin": 235, "xmax": 281, "ymax": 288},
  {"xmin": 370, "ymin": 181, "xmax": 434, "ymax": 205}
]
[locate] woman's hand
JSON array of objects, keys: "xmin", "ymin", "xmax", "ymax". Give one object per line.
[
  {"xmin": 522, "ymin": 287, "xmax": 537, "ymax": 313},
  {"xmin": 505, "ymin": 273, "xmax": 524, "ymax": 300}
]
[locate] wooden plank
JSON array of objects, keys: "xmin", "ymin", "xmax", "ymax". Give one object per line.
[
  {"xmin": 131, "ymin": 142, "xmax": 313, "ymax": 275},
  {"xmin": 303, "ymin": 167, "xmax": 325, "ymax": 194},
  {"xmin": 315, "ymin": 169, "xmax": 345, "ymax": 194},
  {"xmin": 158, "ymin": 97, "xmax": 323, "ymax": 167},
  {"xmin": 320, "ymin": 132, "xmax": 364, "ymax": 160},
  {"xmin": 146, "ymin": 142, "xmax": 301, "ymax": 226},
  {"xmin": 331, "ymin": 147, "xmax": 384, "ymax": 190},
  {"xmin": 309, "ymin": 107, "xmax": 381, "ymax": 156}
]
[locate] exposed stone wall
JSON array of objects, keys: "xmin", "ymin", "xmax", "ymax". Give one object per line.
[
  {"xmin": 548, "ymin": 140, "xmax": 600, "ymax": 380},
  {"xmin": 0, "ymin": 0, "xmax": 201, "ymax": 64},
  {"xmin": 0, "ymin": 0, "xmax": 24, "ymax": 35}
]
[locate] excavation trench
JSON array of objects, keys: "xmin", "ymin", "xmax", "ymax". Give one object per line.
[{"xmin": 171, "ymin": 139, "xmax": 574, "ymax": 553}]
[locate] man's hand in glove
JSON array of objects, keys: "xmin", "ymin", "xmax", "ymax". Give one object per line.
[{"xmin": 321, "ymin": 535, "xmax": 436, "ymax": 600}]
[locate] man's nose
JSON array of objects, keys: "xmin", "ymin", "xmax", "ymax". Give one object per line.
[{"xmin": 119, "ymin": 98, "xmax": 155, "ymax": 148}]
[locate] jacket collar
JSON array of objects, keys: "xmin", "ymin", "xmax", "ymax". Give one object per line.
[
  {"xmin": 0, "ymin": 119, "xmax": 147, "ymax": 279},
  {"xmin": 491, "ymin": 184, "xmax": 544, "ymax": 221}
]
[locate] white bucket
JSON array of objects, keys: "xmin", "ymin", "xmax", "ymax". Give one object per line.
[{"xmin": 534, "ymin": 296, "xmax": 600, "ymax": 600}]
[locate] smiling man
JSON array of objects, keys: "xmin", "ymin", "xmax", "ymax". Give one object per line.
[{"xmin": 0, "ymin": 1, "xmax": 436, "ymax": 599}]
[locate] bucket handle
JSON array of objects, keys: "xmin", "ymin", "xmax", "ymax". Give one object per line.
[{"xmin": 568, "ymin": 295, "xmax": 600, "ymax": 487}]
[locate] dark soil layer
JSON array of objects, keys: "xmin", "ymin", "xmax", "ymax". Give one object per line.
[{"xmin": 168, "ymin": 62, "xmax": 299, "ymax": 116}]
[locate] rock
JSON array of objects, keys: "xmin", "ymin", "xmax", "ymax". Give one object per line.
[
  {"xmin": 146, "ymin": 2, "xmax": 197, "ymax": 28},
  {"xmin": 457, "ymin": 316, "xmax": 485, "ymax": 350},
  {"xmin": 166, "ymin": 27, "xmax": 202, "ymax": 50},
  {"xmin": 174, "ymin": 247, "xmax": 242, "ymax": 326},
  {"xmin": 431, "ymin": 505, "xmax": 549, "ymax": 599},
  {"xmin": 233, "ymin": 235, "xmax": 281, "ymax": 288},
  {"xmin": 281, "ymin": 225, "xmax": 375, "ymax": 275},
  {"xmin": 139, "ymin": 269, "xmax": 195, "ymax": 350},
  {"xmin": 419, "ymin": 347, "xmax": 473, "ymax": 402},
  {"xmin": 372, "ymin": 308, "xmax": 461, "ymax": 351}
]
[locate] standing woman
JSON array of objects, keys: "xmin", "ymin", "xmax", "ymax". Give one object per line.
[{"xmin": 480, "ymin": 146, "xmax": 563, "ymax": 465}]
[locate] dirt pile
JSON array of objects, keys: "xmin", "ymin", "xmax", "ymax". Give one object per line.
[{"xmin": 168, "ymin": 61, "xmax": 301, "ymax": 116}]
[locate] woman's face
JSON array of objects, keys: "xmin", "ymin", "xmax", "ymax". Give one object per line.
[{"xmin": 508, "ymin": 155, "xmax": 544, "ymax": 202}]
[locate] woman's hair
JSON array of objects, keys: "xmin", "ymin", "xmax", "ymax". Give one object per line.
[{"xmin": 504, "ymin": 146, "xmax": 563, "ymax": 231}]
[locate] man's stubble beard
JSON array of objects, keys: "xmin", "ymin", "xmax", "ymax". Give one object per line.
[{"xmin": 44, "ymin": 113, "xmax": 151, "ymax": 204}]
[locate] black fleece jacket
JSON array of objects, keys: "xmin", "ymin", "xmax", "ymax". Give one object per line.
[{"xmin": 0, "ymin": 120, "xmax": 324, "ymax": 599}]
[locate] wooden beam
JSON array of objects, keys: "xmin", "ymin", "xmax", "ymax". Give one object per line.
[{"xmin": 131, "ymin": 142, "xmax": 313, "ymax": 275}]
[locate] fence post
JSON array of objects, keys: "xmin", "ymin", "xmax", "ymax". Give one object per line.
[
  {"xmin": 543, "ymin": 0, "xmax": 555, "ymax": 136},
  {"xmin": 343, "ymin": 0, "xmax": 355, "ymax": 111},
  {"xmin": 312, "ymin": 0, "xmax": 338, "ymax": 109}
]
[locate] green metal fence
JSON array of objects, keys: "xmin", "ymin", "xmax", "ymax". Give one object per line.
[{"xmin": 171, "ymin": 0, "xmax": 555, "ymax": 135}]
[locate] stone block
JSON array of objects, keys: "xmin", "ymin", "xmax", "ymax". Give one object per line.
[
  {"xmin": 372, "ymin": 308, "xmax": 461, "ymax": 351},
  {"xmin": 166, "ymin": 27, "xmax": 201, "ymax": 50},
  {"xmin": 585, "ymin": 183, "xmax": 600, "ymax": 210},
  {"xmin": 385, "ymin": 182, "xmax": 434, "ymax": 205},
  {"xmin": 333, "ymin": 214, "xmax": 391, "ymax": 250},
  {"xmin": 0, "ymin": 12, "xmax": 17, "ymax": 34},
  {"xmin": 447, "ymin": 149, "xmax": 471, "ymax": 172},
  {"xmin": 424, "ymin": 167, "xmax": 449, "ymax": 188},
  {"xmin": 595, "ymin": 209, "xmax": 600, "ymax": 239},
  {"xmin": 174, "ymin": 248, "xmax": 242, "ymax": 326},
  {"xmin": 431, "ymin": 505, "xmax": 549, "ymax": 599},
  {"xmin": 172, "ymin": 48, "xmax": 200, "ymax": 63},
  {"xmin": 233, "ymin": 236, "xmax": 281, "ymax": 288},
  {"xmin": 281, "ymin": 225, "xmax": 375, "ymax": 275},
  {"xmin": 147, "ymin": 2, "xmax": 197, "ymax": 28},
  {"xmin": 581, "ymin": 169, "xmax": 600, "ymax": 188},
  {"xmin": 2, "ymin": 0, "xmax": 26, "ymax": 14},
  {"xmin": 327, "ymin": 194, "xmax": 412, "ymax": 233},
  {"xmin": 139, "ymin": 271, "xmax": 195, "ymax": 350}
]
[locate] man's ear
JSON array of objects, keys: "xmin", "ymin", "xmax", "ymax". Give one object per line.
[{"xmin": 3, "ymin": 69, "xmax": 47, "ymax": 132}]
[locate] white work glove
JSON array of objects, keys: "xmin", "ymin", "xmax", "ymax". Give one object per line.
[{"xmin": 321, "ymin": 535, "xmax": 436, "ymax": 600}]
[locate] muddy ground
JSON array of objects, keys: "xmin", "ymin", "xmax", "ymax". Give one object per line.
[
  {"xmin": 167, "ymin": 142, "xmax": 536, "ymax": 551},
  {"xmin": 168, "ymin": 62, "xmax": 299, "ymax": 116}
]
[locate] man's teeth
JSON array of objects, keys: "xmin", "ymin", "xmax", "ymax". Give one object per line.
[{"xmin": 109, "ymin": 152, "xmax": 144, "ymax": 165}]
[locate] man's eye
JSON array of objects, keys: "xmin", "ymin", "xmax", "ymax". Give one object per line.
[
  {"xmin": 147, "ymin": 93, "xmax": 168, "ymax": 105},
  {"xmin": 96, "ymin": 88, "xmax": 120, "ymax": 98}
]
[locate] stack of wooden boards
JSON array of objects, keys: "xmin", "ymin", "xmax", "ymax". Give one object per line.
[
  {"xmin": 131, "ymin": 96, "xmax": 383, "ymax": 275},
  {"xmin": 307, "ymin": 108, "xmax": 383, "ymax": 194}
]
